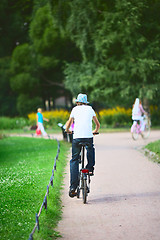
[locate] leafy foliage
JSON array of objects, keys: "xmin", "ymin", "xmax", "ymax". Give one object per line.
[
  {"xmin": 16, "ymin": 94, "xmax": 42, "ymax": 116},
  {"xmin": 0, "ymin": 117, "xmax": 29, "ymax": 129},
  {"xmin": 0, "ymin": 0, "xmax": 160, "ymax": 116},
  {"xmin": 64, "ymin": 0, "xmax": 160, "ymax": 108},
  {"xmin": 28, "ymin": 109, "xmax": 70, "ymax": 126},
  {"xmin": 0, "ymin": 57, "xmax": 17, "ymax": 116},
  {"xmin": 0, "ymin": 0, "xmax": 33, "ymax": 116},
  {"xmin": 9, "ymin": 2, "xmax": 81, "ymax": 115},
  {"xmin": 99, "ymin": 107, "xmax": 132, "ymax": 127}
]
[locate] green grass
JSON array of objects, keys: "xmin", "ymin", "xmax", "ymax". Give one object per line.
[
  {"xmin": 0, "ymin": 126, "xmax": 132, "ymax": 136},
  {"xmin": 145, "ymin": 140, "xmax": 160, "ymax": 163},
  {"xmin": 99, "ymin": 127, "xmax": 130, "ymax": 133},
  {"xmin": 0, "ymin": 137, "xmax": 69, "ymax": 240},
  {"xmin": 0, "ymin": 125, "xmax": 160, "ymax": 136},
  {"xmin": 0, "ymin": 126, "xmax": 62, "ymax": 135}
]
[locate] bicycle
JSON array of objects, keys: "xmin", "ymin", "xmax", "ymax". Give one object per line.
[
  {"xmin": 131, "ymin": 115, "xmax": 151, "ymax": 140},
  {"xmin": 77, "ymin": 133, "xmax": 99, "ymax": 204}
]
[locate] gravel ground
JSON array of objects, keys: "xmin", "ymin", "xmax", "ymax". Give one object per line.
[{"xmin": 56, "ymin": 130, "xmax": 160, "ymax": 240}]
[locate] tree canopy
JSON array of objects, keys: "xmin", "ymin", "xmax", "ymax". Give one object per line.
[
  {"xmin": 0, "ymin": 0, "xmax": 159, "ymax": 116},
  {"xmin": 64, "ymin": 0, "xmax": 160, "ymax": 108},
  {"xmin": 0, "ymin": 0, "xmax": 33, "ymax": 115}
]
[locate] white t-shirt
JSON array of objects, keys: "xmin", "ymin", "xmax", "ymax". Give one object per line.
[{"xmin": 70, "ymin": 105, "xmax": 96, "ymax": 139}]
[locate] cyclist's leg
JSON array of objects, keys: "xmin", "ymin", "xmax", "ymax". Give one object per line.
[
  {"xmin": 70, "ymin": 139, "xmax": 81, "ymax": 191},
  {"xmin": 85, "ymin": 138, "xmax": 95, "ymax": 173},
  {"xmin": 131, "ymin": 120, "xmax": 137, "ymax": 132},
  {"xmin": 140, "ymin": 116, "xmax": 145, "ymax": 131}
]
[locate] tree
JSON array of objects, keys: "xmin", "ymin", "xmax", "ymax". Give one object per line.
[
  {"xmin": 10, "ymin": 2, "xmax": 81, "ymax": 115},
  {"xmin": 0, "ymin": 0, "xmax": 33, "ymax": 116},
  {"xmin": 16, "ymin": 94, "xmax": 42, "ymax": 116},
  {"xmin": 93, "ymin": 0, "xmax": 160, "ymax": 106},
  {"xmin": 64, "ymin": 0, "xmax": 160, "ymax": 108},
  {"xmin": 10, "ymin": 43, "xmax": 42, "ymax": 116},
  {"xmin": 0, "ymin": 57, "xmax": 17, "ymax": 116},
  {"xmin": 10, "ymin": 43, "xmax": 39, "ymax": 94},
  {"xmin": 2, "ymin": 0, "xmax": 159, "ymax": 116},
  {"xmin": 0, "ymin": 0, "xmax": 33, "ymax": 57}
]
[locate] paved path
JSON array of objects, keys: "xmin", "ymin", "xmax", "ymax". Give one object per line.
[{"xmin": 57, "ymin": 130, "xmax": 160, "ymax": 240}]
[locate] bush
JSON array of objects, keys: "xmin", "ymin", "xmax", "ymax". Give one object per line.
[
  {"xmin": 99, "ymin": 107, "xmax": 132, "ymax": 127},
  {"xmin": 99, "ymin": 105, "xmax": 160, "ymax": 127},
  {"xmin": 1, "ymin": 106, "xmax": 159, "ymax": 130},
  {"xmin": 100, "ymin": 114, "xmax": 113, "ymax": 126},
  {"xmin": 150, "ymin": 106, "xmax": 160, "ymax": 126},
  {"xmin": 112, "ymin": 113, "xmax": 131, "ymax": 127},
  {"xmin": 0, "ymin": 117, "xmax": 29, "ymax": 130},
  {"xmin": 28, "ymin": 109, "xmax": 70, "ymax": 127}
]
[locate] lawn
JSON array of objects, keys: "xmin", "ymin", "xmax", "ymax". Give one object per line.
[
  {"xmin": 0, "ymin": 126, "xmax": 62, "ymax": 135},
  {"xmin": 0, "ymin": 137, "xmax": 69, "ymax": 240},
  {"xmin": 145, "ymin": 139, "xmax": 160, "ymax": 163}
]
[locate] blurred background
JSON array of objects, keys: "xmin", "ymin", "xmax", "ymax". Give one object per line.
[{"xmin": 0, "ymin": 0, "xmax": 159, "ymax": 128}]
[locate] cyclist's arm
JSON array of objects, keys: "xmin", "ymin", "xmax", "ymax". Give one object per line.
[
  {"xmin": 140, "ymin": 104, "xmax": 147, "ymax": 115},
  {"xmin": 93, "ymin": 116, "xmax": 100, "ymax": 134},
  {"xmin": 65, "ymin": 117, "xmax": 74, "ymax": 133}
]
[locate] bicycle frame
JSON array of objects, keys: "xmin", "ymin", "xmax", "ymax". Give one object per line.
[
  {"xmin": 77, "ymin": 144, "xmax": 91, "ymax": 204},
  {"xmin": 131, "ymin": 115, "xmax": 150, "ymax": 140}
]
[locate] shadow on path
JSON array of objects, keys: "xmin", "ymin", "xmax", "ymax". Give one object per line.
[{"xmin": 90, "ymin": 191, "xmax": 160, "ymax": 204}]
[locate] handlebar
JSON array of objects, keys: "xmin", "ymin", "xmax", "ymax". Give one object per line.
[
  {"xmin": 65, "ymin": 131, "xmax": 99, "ymax": 135},
  {"xmin": 65, "ymin": 130, "xmax": 73, "ymax": 134}
]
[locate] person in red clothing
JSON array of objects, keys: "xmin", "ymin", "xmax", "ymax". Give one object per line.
[{"xmin": 36, "ymin": 108, "xmax": 49, "ymax": 136}]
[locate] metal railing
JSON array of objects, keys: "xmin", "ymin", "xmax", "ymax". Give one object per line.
[{"xmin": 28, "ymin": 137, "xmax": 60, "ymax": 240}]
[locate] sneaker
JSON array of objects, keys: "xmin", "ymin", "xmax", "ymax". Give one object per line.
[
  {"xmin": 69, "ymin": 188, "xmax": 77, "ymax": 198},
  {"xmin": 85, "ymin": 165, "xmax": 94, "ymax": 176},
  {"xmin": 89, "ymin": 170, "xmax": 94, "ymax": 176}
]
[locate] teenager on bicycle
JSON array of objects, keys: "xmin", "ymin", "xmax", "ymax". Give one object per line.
[
  {"xmin": 65, "ymin": 93, "xmax": 100, "ymax": 198},
  {"xmin": 132, "ymin": 98, "xmax": 147, "ymax": 132}
]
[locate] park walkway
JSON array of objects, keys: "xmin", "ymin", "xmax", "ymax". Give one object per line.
[{"xmin": 56, "ymin": 130, "xmax": 160, "ymax": 240}]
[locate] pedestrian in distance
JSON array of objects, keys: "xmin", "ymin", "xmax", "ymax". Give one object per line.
[
  {"xmin": 36, "ymin": 108, "xmax": 49, "ymax": 137},
  {"xmin": 65, "ymin": 93, "xmax": 100, "ymax": 198}
]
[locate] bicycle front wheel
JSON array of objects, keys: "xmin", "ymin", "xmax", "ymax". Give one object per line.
[
  {"xmin": 142, "ymin": 123, "xmax": 150, "ymax": 139},
  {"xmin": 82, "ymin": 178, "xmax": 87, "ymax": 204},
  {"xmin": 132, "ymin": 125, "xmax": 139, "ymax": 140}
]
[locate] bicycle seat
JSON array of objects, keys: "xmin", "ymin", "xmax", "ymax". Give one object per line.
[
  {"xmin": 133, "ymin": 119, "xmax": 140, "ymax": 122},
  {"xmin": 78, "ymin": 142, "xmax": 91, "ymax": 147}
]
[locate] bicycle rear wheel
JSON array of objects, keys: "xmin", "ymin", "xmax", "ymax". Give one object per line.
[
  {"xmin": 82, "ymin": 177, "xmax": 87, "ymax": 204},
  {"xmin": 77, "ymin": 186, "xmax": 80, "ymax": 198},
  {"xmin": 132, "ymin": 125, "xmax": 139, "ymax": 140}
]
